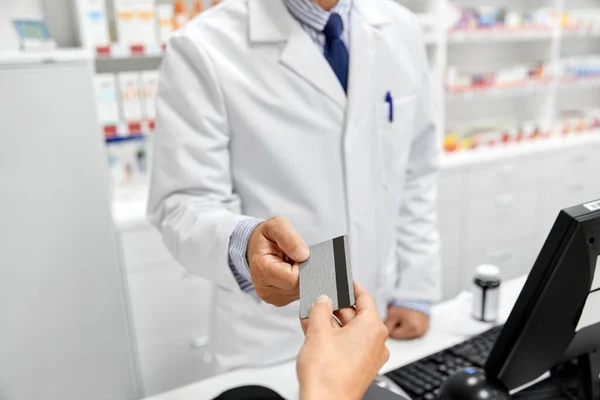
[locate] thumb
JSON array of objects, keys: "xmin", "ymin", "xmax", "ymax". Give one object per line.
[
  {"xmin": 384, "ymin": 314, "xmax": 399, "ymax": 335},
  {"xmin": 263, "ymin": 217, "xmax": 309, "ymax": 262},
  {"xmin": 306, "ymin": 295, "xmax": 334, "ymax": 336}
]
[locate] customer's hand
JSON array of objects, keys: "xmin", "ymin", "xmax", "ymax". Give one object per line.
[
  {"xmin": 385, "ymin": 306, "xmax": 430, "ymax": 340},
  {"xmin": 246, "ymin": 216, "xmax": 309, "ymax": 306},
  {"xmin": 297, "ymin": 282, "xmax": 390, "ymax": 400}
]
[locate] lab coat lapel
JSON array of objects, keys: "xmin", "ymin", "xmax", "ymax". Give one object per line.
[
  {"xmin": 345, "ymin": 3, "xmax": 389, "ymax": 138},
  {"xmin": 249, "ymin": 0, "xmax": 346, "ymax": 109},
  {"xmin": 342, "ymin": 4, "xmax": 391, "ymax": 279},
  {"xmin": 280, "ymin": 24, "xmax": 347, "ymax": 110}
]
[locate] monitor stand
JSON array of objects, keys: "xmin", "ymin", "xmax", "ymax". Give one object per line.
[
  {"xmin": 549, "ymin": 350, "xmax": 600, "ymax": 399},
  {"xmin": 576, "ymin": 350, "xmax": 600, "ymax": 399}
]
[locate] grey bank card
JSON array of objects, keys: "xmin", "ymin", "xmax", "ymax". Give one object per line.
[{"xmin": 299, "ymin": 235, "xmax": 355, "ymax": 319}]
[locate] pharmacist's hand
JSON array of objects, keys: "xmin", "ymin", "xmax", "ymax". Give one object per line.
[
  {"xmin": 297, "ymin": 282, "xmax": 390, "ymax": 400},
  {"xmin": 247, "ymin": 217, "xmax": 309, "ymax": 307},
  {"xmin": 385, "ymin": 306, "xmax": 430, "ymax": 340}
]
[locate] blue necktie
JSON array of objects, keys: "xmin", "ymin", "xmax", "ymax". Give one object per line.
[{"xmin": 323, "ymin": 13, "xmax": 349, "ymax": 93}]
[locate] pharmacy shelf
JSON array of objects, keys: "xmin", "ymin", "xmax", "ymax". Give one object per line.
[
  {"xmin": 446, "ymin": 80, "xmax": 551, "ymax": 102},
  {"xmin": 448, "ymin": 29, "xmax": 554, "ymax": 43},
  {"xmin": 104, "ymin": 120, "xmax": 154, "ymax": 143},
  {"xmin": 95, "ymin": 43, "xmax": 165, "ymax": 59},
  {"xmin": 561, "ymin": 29, "xmax": 600, "ymax": 39},
  {"xmin": 106, "ymin": 134, "xmax": 146, "ymax": 144},
  {"xmin": 559, "ymin": 77, "xmax": 600, "ymax": 90},
  {"xmin": 441, "ymin": 129, "xmax": 600, "ymax": 170},
  {"xmin": 95, "ymin": 43, "xmax": 164, "ymax": 73},
  {"xmin": 447, "ymin": 77, "xmax": 600, "ymax": 101}
]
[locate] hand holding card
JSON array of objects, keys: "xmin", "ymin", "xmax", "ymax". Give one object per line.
[{"xmin": 299, "ymin": 235, "xmax": 356, "ymax": 319}]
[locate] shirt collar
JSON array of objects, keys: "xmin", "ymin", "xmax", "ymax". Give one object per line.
[{"xmin": 285, "ymin": 0, "xmax": 352, "ymax": 33}]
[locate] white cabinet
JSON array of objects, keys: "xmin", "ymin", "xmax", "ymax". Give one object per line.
[
  {"xmin": 437, "ymin": 170, "xmax": 465, "ymax": 300},
  {"xmin": 440, "ymin": 136, "xmax": 600, "ymax": 299},
  {"xmin": 115, "ymin": 222, "xmax": 214, "ymax": 397}
]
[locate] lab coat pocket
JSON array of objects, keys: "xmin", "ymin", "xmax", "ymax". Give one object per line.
[{"xmin": 376, "ymin": 95, "xmax": 416, "ymax": 190}]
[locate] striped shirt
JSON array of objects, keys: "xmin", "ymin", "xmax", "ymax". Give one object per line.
[{"xmin": 285, "ymin": 0, "xmax": 352, "ymax": 50}]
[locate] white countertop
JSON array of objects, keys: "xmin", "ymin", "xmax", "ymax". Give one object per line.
[
  {"xmin": 145, "ymin": 276, "xmax": 528, "ymax": 400},
  {"xmin": 0, "ymin": 48, "xmax": 93, "ymax": 65}
]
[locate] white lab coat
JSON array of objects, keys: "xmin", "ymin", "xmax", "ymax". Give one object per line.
[{"xmin": 148, "ymin": 0, "xmax": 441, "ymax": 373}]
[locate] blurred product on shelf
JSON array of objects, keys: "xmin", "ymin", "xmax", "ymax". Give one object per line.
[
  {"xmin": 449, "ymin": 4, "xmax": 600, "ymax": 33},
  {"xmin": 118, "ymin": 73, "xmax": 144, "ymax": 126},
  {"xmin": 74, "ymin": 0, "xmax": 111, "ymax": 47},
  {"xmin": 192, "ymin": 0, "xmax": 205, "ymax": 18},
  {"xmin": 107, "ymin": 137, "xmax": 150, "ymax": 191},
  {"xmin": 94, "ymin": 74, "xmax": 121, "ymax": 126},
  {"xmin": 157, "ymin": 4, "xmax": 174, "ymax": 44},
  {"xmin": 114, "ymin": 0, "xmax": 157, "ymax": 45},
  {"xmin": 446, "ymin": 62, "xmax": 549, "ymax": 93},
  {"xmin": 141, "ymin": 71, "xmax": 159, "ymax": 129},
  {"xmin": 95, "ymin": 72, "xmax": 159, "ymax": 139},
  {"xmin": 444, "ymin": 109, "xmax": 600, "ymax": 153},
  {"xmin": 561, "ymin": 56, "xmax": 600, "ymax": 80},
  {"xmin": 449, "ymin": 4, "xmax": 557, "ymax": 31},
  {"xmin": 561, "ymin": 9, "xmax": 600, "ymax": 33},
  {"xmin": 174, "ymin": 0, "xmax": 189, "ymax": 30},
  {"xmin": 446, "ymin": 56, "xmax": 600, "ymax": 93}
]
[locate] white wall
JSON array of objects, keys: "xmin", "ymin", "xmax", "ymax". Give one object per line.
[{"xmin": 0, "ymin": 0, "xmax": 43, "ymax": 50}]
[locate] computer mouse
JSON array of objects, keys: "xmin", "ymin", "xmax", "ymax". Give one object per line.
[
  {"xmin": 437, "ymin": 368, "xmax": 510, "ymax": 400},
  {"xmin": 212, "ymin": 385, "xmax": 285, "ymax": 400},
  {"xmin": 372, "ymin": 374, "xmax": 412, "ymax": 398}
]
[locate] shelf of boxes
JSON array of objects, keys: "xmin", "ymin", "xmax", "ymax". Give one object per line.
[
  {"xmin": 442, "ymin": 106, "xmax": 600, "ymax": 156},
  {"xmin": 448, "ymin": 28, "xmax": 555, "ymax": 43},
  {"xmin": 561, "ymin": 29, "xmax": 600, "ymax": 39},
  {"xmin": 446, "ymin": 77, "xmax": 600, "ymax": 101},
  {"xmin": 95, "ymin": 43, "xmax": 165, "ymax": 59},
  {"xmin": 559, "ymin": 76, "xmax": 600, "ymax": 90},
  {"xmin": 103, "ymin": 121, "xmax": 153, "ymax": 144},
  {"xmin": 441, "ymin": 129, "xmax": 600, "ymax": 169},
  {"xmin": 446, "ymin": 80, "xmax": 552, "ymax": 101}
]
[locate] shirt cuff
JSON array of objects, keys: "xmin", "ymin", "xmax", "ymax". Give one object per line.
[
  {"xmin": 228, "ymin": 218, "xmax": 263, "ymax": 293},
  {"xmin": 390, "ymin": 299, "xmax": 432, "ymax": 316}
]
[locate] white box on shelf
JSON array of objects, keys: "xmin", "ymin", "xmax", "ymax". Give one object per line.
[
  {"xmin": 136, "ymin": 0, "xmax": 157, "ymax": 45},
  {"xmin": 118, "ymin": 72, "xmax": 143, "ymax": 123},
  {"xmin": 141, "ymin": 71, "xmax": 159, "ymax": 122},
  {"xmin": 73, "ymin": 0, "xmax": 111, "ymax": 47},
  {"xmin": 114, "ymin": 0, "xmax": 137, "ymax": 45},
  {"xmin": 93, "ymin": 74, "xmax": 121, "ymax": 126},
  {"xmin": 157, "ymin": 4, "xmax": 174, "ymax": 44}
]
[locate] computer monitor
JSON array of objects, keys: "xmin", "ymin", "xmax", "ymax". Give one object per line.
[{"xmin": 485, "ymin": 199, "xmax": 600, "ymax": 398}]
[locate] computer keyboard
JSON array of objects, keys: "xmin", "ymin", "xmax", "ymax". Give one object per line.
[{"xmin": 385, "ymin": 325, "xmax": 504, "ymax": 400}]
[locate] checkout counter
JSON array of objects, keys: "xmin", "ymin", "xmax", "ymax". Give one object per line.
[{"xmin": 143, "ymin": 276, "xmax": 528, "ymax": 400}]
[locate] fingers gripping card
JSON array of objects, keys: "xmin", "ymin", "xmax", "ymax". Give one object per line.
[{"xmin": 299, "ymin": 235, "xmax": 355, "ymax": 318}]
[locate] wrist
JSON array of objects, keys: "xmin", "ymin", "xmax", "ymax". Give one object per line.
[
  {"xmin": 300, "ymin": 384, "xmax": 340, "ymax": 400},
  {"xmin": 300, "ymin": 376, "xmax": 354, "ymax": 400},
  {"xmin": 245, "ymin": 221, "xmax": 265, "ymax": 266}
]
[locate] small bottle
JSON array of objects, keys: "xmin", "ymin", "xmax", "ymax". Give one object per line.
[
  {"xmin": 472, "ymin": 264, "xmax": 501, "ymax": 322},
  {"xmin": 174, "ymin": 0, "xmax": 189, "ymax": 30}
]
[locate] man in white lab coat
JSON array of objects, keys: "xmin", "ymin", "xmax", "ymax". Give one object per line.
[{"xmin": 148, "ymin": 0, "xmax": 441, "ymax": 373}]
